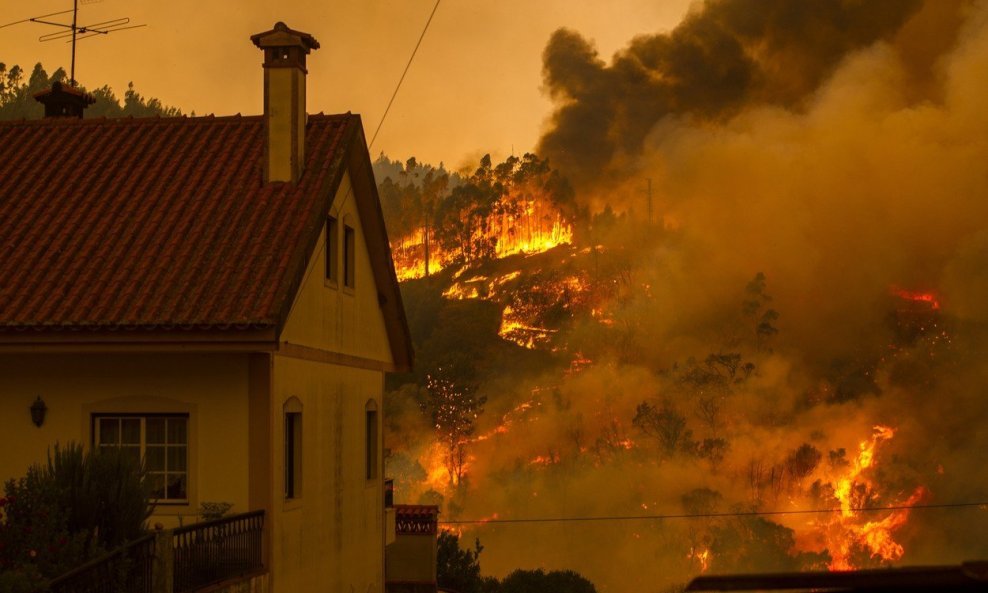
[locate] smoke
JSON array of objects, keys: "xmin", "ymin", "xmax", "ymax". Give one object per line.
[
  {"xmin": 389, "ymin": 1, "xmax": 988, "ymax": 590},
  {"xmin": 536, "ymin": 0, "xmax": 972, "ymax": 191}
]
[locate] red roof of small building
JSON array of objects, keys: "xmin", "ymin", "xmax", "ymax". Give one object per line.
[
  {"xmin": 0, "ymin": 113, "xmax": 412, "ymax": 368},
  {"xmin": 395, "ymin": 504, "xmax": 439, "ymax": 535}
]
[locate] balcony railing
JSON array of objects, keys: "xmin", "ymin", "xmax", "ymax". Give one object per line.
[
  {"xmin": 172, "ymin": 510, "xmax": 264, "ymax": 593},
  {"xmin": 48, "ymin": 534, "xmax": 155, "ymax": 593}
]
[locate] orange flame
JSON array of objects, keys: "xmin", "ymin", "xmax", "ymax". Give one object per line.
[
  {"xmin": 822, "ymin": 425, "xmax": 925, "ymax": 571},
  {"xmin": 688, "ymin": 546, "xmax": 711, "ymax": 573},
  {"xmin": 392, "ymin": 199, "xmax": 573, "ymax": 281}
]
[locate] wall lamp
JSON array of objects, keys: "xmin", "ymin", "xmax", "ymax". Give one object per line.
[{"xmin": 30, "ymin": 396, "xmax": 47, "ymax": 428}]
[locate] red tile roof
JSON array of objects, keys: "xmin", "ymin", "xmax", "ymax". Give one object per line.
[{"xmin": 0, "ymin": 114, "xmax": 351, "ymax": 332}]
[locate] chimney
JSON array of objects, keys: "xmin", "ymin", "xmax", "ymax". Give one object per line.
[
  {"xmin": 250, "ymin": 22, "xmax": 320, "ymax": 184},
  {"xmin": 33, "ymin": 82, "xmax": 95, "ymax": 119}
]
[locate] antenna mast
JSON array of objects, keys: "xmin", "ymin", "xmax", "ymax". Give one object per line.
[{"xmin": 0, "ymin": 0, "xmax": 146, "ymax": 87}]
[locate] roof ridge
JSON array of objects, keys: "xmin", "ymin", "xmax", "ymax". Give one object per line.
[{"xmin": 0, "ymin": 112, "xmax": 353, "ymax": 128}]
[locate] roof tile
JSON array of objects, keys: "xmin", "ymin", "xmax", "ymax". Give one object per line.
[{"xmin": 0, "ymin": 113, "xmax": 353, "ymax": 331}]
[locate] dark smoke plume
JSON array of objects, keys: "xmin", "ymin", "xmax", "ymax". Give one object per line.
[{"xmin": 538, "ymin": 0, "xmax": 927, "ymax": 190}]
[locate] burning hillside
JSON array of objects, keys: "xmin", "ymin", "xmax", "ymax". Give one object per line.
[{"xmin": 380, "ymin": 1, "xmax": 988, "ymax": 591}]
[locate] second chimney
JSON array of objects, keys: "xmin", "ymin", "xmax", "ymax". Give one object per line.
[{"xmin": 251, "ymin": 22, "xmax": 320, "ymax": 184}]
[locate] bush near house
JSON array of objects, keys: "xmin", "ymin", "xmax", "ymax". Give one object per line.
[{"xmin": 0, "ymin": 443, "xmax": 153, "ymax": 588}]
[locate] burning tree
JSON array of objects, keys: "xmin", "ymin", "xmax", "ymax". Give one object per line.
[
  {"xmin": 381, "ymin": 152, "xmax": 577, "ymax": 279},
  {"xmin": 422, "ymin": 371, "xmax": 486, "ymax": 487}
]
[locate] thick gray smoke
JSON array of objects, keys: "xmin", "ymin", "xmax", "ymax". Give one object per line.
[{"xmin": 536, "ymin": 0, "xmax": 962, "ymax": 191}]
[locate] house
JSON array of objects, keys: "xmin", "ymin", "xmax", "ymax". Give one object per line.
[
  {"xmin": 385, "ymin": 505, "xmax": 441, "ymax": 593},
  {"xmin": 0, "ymin": 22, "xmax": 412, "ymax": 593}
]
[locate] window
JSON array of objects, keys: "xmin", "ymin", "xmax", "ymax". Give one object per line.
[
  {"xmin": 284, "ymin": 399, "xmax": 302, "ymax": 499},
  {"xmin": 365, "ymin": 400, "xmax": 378, "ymax": 480},
  {"xmin": 325, "ymin": 216, "xmax": 339, "ymax": 283},
  {"xmin": 344, "ymin": 225, "xmax": 356, "ymax": 289},
  {"xmin": 94, "ymin": 415, "xmax": 188, "ymax": 502}
]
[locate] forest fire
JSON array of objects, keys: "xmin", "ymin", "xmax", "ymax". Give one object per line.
[
  {"xmin": 394, "ymin": 208, "xmax": 573, "ymax": 281},
  {"xmin": 814, "ymin": 426, "xmax": 926, "ymax": 571},
  {"xmin": 375, "ymin": 0, "xmax": 988, "ymax": 583}
]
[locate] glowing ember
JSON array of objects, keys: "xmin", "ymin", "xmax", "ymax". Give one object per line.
[{"xmin": 892, "ymin": 288, "xmax": 940, "ymax": 310}]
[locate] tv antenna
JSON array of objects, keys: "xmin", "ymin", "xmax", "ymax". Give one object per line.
[{"xmin": 0, "ymin": 0, "xmax": 146, "ymax": 87}]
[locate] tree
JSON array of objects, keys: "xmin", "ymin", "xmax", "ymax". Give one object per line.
[
  {"xmin": 742, "ymin": 272, "xmax": 780, "ymax": 351},
  {"xmin": 633, "ymin": 401, "xmax": 694, "ymax": 457},
  {"xmin": 784, "ymin": 444, "xmax": 822, "ymax": 485},
  {"xmin": 437, "ymin": 530, "xmax": 491, "ymax": 593},
  {"xmin": 499, "ymin": 569, "xmax": 597, "ymax": 593},
  {"xmin": 423, "ymin": 371, "xmax": 486, "ymax": 486},
  {"xmin": 0, "ymin": 62, "xmax": 181, "ymax": 120}
]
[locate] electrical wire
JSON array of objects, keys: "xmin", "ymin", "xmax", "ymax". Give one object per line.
[
  {"xmin": 368, "ymin": 0, "xmax": 441, "ymax": 150},
  {"xmin": 438, "ymin": 501, "xmax": 988, "ymax": 525}
]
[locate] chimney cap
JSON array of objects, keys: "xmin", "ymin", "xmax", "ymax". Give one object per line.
[
  {"xmin": 250, "ymin": 21, "xmax": 320, "ymax": 52},
  {"xmin": 34, "ymin": 81, "xmax": 96, "ymax": 105},
  {"xmin": 33, "ymin": 81, "xmax": 96, "ymax": 118}
]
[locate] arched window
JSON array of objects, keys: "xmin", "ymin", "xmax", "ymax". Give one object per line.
[
  {"xmin": 284, "ymin": 397, "xmax": 303, "ymax": 499},
  {"xmin": 365, "ymin": 399, "xmax": 379, "ymax": 480}
]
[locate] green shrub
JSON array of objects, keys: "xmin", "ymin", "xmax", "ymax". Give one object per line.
[{"xmin": 0, "ymin": 442, "xmax": 153, "ymax": 582}]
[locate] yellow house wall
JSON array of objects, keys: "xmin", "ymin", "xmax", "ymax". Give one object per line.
[
  {"xmin": 269, "ymin": 356, "xmax": 385, "ymax": 593},
  {"xmin": 280, "ymin": 170, "xmax": 395, "ymax": 365},
  {"xmin": 269, "ymin": 166, "xmax": 395, "ymax": 593},
  {"xmin": 0, "ymin": 352, "xmax": 251, "ymax": 527}
]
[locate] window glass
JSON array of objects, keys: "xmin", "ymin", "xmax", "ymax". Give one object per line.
[
  {"xmin": 344, "ymin": 225, "xmax": 356, "ymax": 288},
  {"xmin": 93, "ymin": 414, "xmax": 189, "ymax": 503},
  {"xmin": 169, "ymin": 447, "xmax": 188, "ymax": 472},
  {"xmin": 121, "ymin": 419, "xmax": 141, "ymax": 444},
  {"xmin": 99, "ymin": 418, "xmax": 119, "ymax": 445},
  {"xmin": 146, "ymin": 418, "xmax": 166, "ymax": 444},
  {"xmin": 326, "ymin": 217, "xmax": 339, "ymax": 282},
  {"xmin": 146, "ymin": 446, "xmax": 166, "ymax": 472},
  {"xmin": 168, "ymin": 418, "xmax": 187, "ymax": 444},
  {"xmin": 285, "ymin": 410, "xmax": 302, "ymax": 499},
  {"xmin": 366, "ymin": 409, "xmax": 378, "ymax": 480},
  {"xmin": 167, "ymin": 475, "xmax": 187, "ymax": 500}
]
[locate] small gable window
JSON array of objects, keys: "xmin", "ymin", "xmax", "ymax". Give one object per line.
[
  {"xmin": 344, "ymin": 225, "xmax": 356, "ymax": 289},
  {"xmin": 325, "ymin": 216, "xmax": 339, "ymax": 283}
]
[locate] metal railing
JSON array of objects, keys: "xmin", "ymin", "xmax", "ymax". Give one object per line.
[
  {"xmin": 48, "ymin": 534, "xmax": 155, "ymax": 593},
  {"xmin": 172, "ymin": 510, "xmax": 264, "ymax": 593}
]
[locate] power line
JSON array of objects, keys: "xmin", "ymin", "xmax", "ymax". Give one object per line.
[
  {"xmin": 438, "ymin": 501, "xmax": 988, "ymax": 526},
  {"xmin": 368, "ymin": 0, "xmax": 441, "ymax": 149}
]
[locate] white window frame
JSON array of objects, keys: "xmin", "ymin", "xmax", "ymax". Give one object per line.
[{"xmin": 92, "ymin": 414, "xmax": 190, "ymax": 504}]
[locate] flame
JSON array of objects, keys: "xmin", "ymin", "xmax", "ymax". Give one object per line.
[
  {"xmin": 892, "ymin": 288, "xmax": 941, "ymax": 310},
  {"xmin": 498, "ymin": 306, "xmax": 557, "ymax": 349},
  {"xmin": 688, "ymin": 546, "xmax": 711, "ymax": 572},
  {"xmin": 818, "ymin": 425, "xmax": 925, "ymax": 571},
  {"xmin": 392, "ymin": 198, "xmax": 573, "ymax": 281}
]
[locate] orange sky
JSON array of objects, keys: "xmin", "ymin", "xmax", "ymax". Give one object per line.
[{"xmin": 1, "ymin": 0, "xmax": 692, "ymax": 168}]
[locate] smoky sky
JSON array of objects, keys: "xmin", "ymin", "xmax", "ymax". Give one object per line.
[{"xmin": 537, "ymin": 0, "xmax": 927, "ymax": 190}]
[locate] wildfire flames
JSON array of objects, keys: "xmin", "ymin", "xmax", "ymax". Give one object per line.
[
  {"xmin": 809, "ymin": 425, "xmax": 926, "ymax": 571},
  {"xmin": 393, "ymin": 200, "xmax": 574, "ymax": 281}
]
